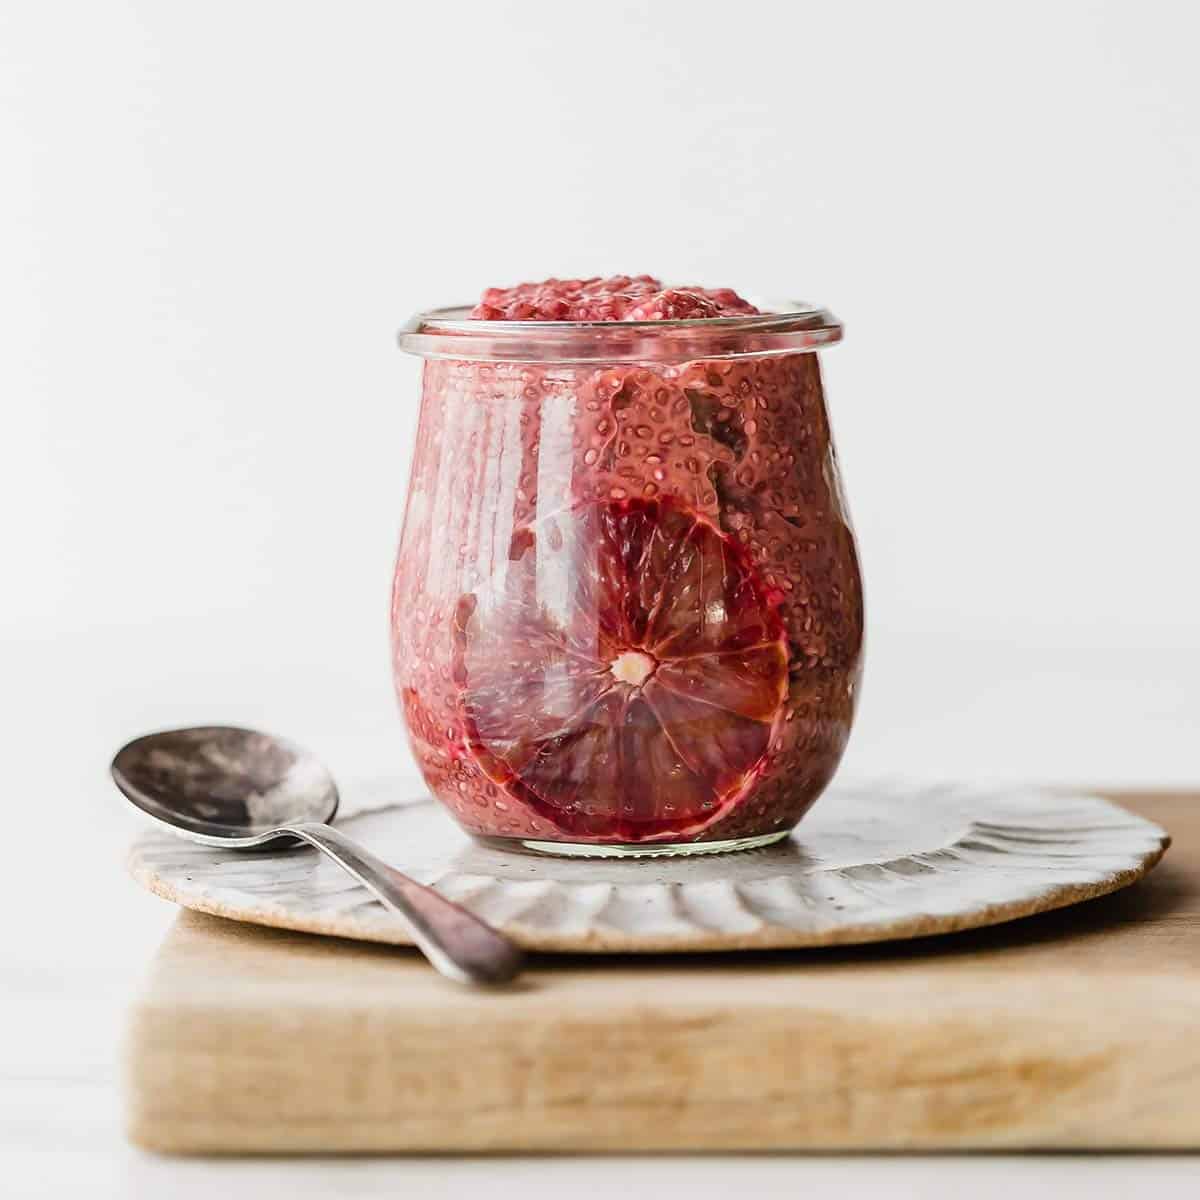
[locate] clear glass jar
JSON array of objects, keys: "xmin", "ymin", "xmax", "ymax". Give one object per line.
[{"xmin": 392, "ymin": 303, "xmax": 863, "ymax": 856}]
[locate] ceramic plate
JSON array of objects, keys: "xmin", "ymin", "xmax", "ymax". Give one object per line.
[{"xmin": 127, "ymin": 780, "xmax": 1169, "ymax": 953}]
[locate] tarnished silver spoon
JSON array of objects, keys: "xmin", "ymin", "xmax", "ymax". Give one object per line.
[{"xmin": 110, "ymin": 725, "xmax": 523, "ymax": 985}]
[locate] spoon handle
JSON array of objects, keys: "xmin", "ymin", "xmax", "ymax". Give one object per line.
[{"xmin": 283, "ymin": 822, "xmax": 523, "ymax": 985}]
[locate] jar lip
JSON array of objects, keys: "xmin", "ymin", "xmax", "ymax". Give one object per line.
[{"xmin": 398, "ymin": 299, "xmax": 842, "ymax": 364}]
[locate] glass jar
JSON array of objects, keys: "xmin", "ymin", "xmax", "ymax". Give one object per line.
[{"xmin": 392, "ymin": 303, "xmax": 863, "ymax": 856}]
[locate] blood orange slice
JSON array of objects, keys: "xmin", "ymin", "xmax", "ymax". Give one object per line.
[{"xmin": 452, "ymin": 498, "xmax": 789, "ymax": 841}]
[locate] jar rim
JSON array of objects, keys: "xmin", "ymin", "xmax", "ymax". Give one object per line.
[{"xmin": 397, "ymin": 300, "xmax": 842, "ymax": 364}]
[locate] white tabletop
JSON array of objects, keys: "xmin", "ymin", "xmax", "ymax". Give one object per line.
[{"xmin": 5, "ymin": 622, "xmax": 1199, "ymax": 1197}]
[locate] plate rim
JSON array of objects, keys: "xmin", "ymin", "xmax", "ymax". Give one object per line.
[{"xmin": 126, "ymin": 785, "xmax": 1170, "ymax": 954}]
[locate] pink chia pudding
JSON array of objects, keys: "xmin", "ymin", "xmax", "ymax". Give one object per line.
[{"xmin": 392, "ymin": 276, "xmax": 863, "ymax": 854}]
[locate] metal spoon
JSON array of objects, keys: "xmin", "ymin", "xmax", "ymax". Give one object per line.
[{"xmin": 110, "ymin": 725, "xmax": 523, "ymax": 986}]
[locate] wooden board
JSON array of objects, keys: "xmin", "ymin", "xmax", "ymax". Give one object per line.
[{"xmin": 125, "ymin": 792, "xmax": 1200, "ymax": 1154}]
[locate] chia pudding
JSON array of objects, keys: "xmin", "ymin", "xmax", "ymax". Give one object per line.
[{"xmin": 392, "ymin": 276, "xmax": 863, "ymax": 854}]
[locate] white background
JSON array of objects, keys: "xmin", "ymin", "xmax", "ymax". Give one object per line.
[
  {"xmin": 5, "ymin": 0, "xmax": 1199, "ymax": 787},
  {"xmin": 2, "ymin": 1, "xmax": 1198, "ymax": 1196}
]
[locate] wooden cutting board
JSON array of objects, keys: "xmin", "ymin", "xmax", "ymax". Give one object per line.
[{"xmin": 125, "ymin": 791, "xmax": 1199, "ymax": 1154}]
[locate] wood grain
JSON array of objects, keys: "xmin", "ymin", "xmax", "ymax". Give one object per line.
[{"xmin": 125, "ymin": 792, "xmax": 1199, "ymax": 1154}]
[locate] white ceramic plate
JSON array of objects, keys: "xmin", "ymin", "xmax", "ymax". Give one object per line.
[{"xmin": 127, "ymin": 780, "xmax": 1168, "ymax": 953}]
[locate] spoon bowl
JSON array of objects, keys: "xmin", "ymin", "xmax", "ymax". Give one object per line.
[
  {"xmin": 111, "ymin": 726, "xmax": 523, "ymax": 985},
  {"xmin": 112, "ymin": 726, "xmax": 339, "ymax": 846},
  {"xmin": 112, "ymin": 720, "xmax": 340, "ymax": 844}
]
